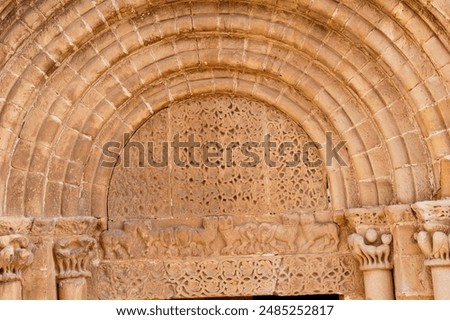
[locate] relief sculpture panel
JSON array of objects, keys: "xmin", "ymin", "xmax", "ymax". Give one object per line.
[{"xmin": 100, "ymin": 212, "xmax": 341, "ymax": 260}]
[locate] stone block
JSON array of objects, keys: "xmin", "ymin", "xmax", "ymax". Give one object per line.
[
  {"xmin": 440, "ymin": 159, "xmax": 450, "ymax": 199},
  {"xmin": 393, "ymin": 255, "xmax": 433, "ymax": 299},
  {"xmin": 11, "ymin": 139, "xmax": 33, "ymax": 171}
]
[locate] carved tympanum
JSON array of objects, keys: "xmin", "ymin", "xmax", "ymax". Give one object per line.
[
  {"xmin": 0, "ymin": 234, "xmax": 33, "ymax": 282},
  {"xmin": 108, "ymin": 94, "xmax": 327, "ymax": 221},
  {"xmin": 348, "ymin": 229, "xmax": 392, "ymax": 270},
  {"xmin": 54, "ymin": 235, "xmax": 96, "ymax": 279}
]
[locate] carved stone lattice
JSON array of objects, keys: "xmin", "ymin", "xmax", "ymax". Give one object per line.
[
  {"xmin": 276, "ymin": 255, "xmax": 364, "ymax": 296},
  {"xmin": 108, "ymin": 94, "xmax": 327, "ymax": 221},
  {"xmin": 54, "ymin": 235, "xmax": 96, "ymax": 279},
  {"xmin": 348, "ymin": 229, "xmax": 393, "ymax": 271},
  {"xmin": 0, "ymin": 234, "xmax": 33, "ymax": 282},
  {"xmin": 97, "ymin": 254, "xmax": 362, "ymax": 299}
]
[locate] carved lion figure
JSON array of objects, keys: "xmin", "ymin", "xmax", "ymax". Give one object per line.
[
  {"xmin": 258, "ymin": 213, "xmax": 300, "ymax": 253},
  {"xmin": 100, "ymin": 221, "xmax": 149, "ymax": 259},
  {"xmin": 218, "ymin": 216, "xmax": 258, "ymax": 255},
  {"xmin": 298, "ymin": 214, "xmax": 340, "ymax": 251}
]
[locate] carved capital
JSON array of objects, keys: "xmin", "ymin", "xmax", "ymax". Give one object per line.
[
  {"xmin": 412, "ymin": 200, "xmax": 450, "ymax": 266},
  {"xmin": 348, "ymin": 229, "xmax": 393, "ymax": 271},
  {"xmin": 0, "ymin": 234, "xmax": 33, "ymax": 283},
  {"xmin": 54, "ymin": 235, "xmax": 96, "ymax": 280}
]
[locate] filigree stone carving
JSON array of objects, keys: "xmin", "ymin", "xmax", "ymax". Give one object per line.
[
  {"xmin": 54, "ymin": 235, "xmax": 96, "ymax": 279},
  {"xmin": 348, "ymin": 229, "xmax": 393, "ymax": 270},
  {"xmin": 276, "ymin": 254, "xmax": 364, "ymax": 297},
  {"xmin": 108, "ymin": 94, "xmax": 327, "ymax": 221},
  {"xmin": 0, "ymin": 234, "xmax": 33, "ymax": 282},
  {"xmin": 97, "ymin": 254, "xmax": 361, "ymax": 299}
]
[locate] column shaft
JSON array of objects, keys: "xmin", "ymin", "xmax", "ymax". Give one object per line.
[
  {"xmin": 0, "ymin": 280, "xmax": 22, "ymax": 300},
  {"xmin": 363, "ymin": 269, "xmax": 395, "ymax": 300},
  {"xmin": 430, "ymin": 266, "xmax": 450, "ymax": 300}
]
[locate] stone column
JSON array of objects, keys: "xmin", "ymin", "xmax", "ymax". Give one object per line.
[
  {"xmin": 0, "ymin": 234, "xmax": 33, "ymax": 300},
  {"xmin": 412, "ymin": 199, "xmax": 450, "ymax": 300},
  {"xmin": 348, "ymin": 228, "xmax": 394, "ymax": 299},
  {"xmin": 53, "ymin": 235, "xmax": 96, "ymax": 300},
  {"xmin": 385, "ymin": 205, "xmax": 433, "ymax": 299}
]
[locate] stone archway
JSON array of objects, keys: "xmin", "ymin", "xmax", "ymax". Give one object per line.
[{"xmin": 0, "ymin": 0, "xmax": 449, "ymax": 300}]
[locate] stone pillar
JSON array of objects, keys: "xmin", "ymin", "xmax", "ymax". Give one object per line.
[
  {"xmin": 0, "ymin": 234, "xmax": 33, "ymax": 300},
  {"xmin": 412, "ymin": 199, "xmax": 450, "ymax": 300},
  {"xmin": 53, "ymin": 235, "xmax": 96, "ymax": 300},
  {"xmin": 348, "ymin": 228, "xmax": 395, "ymax": 299},
  {"xmin": 385, "ymin": 205, "xmax": 433, "ymax": 299}
]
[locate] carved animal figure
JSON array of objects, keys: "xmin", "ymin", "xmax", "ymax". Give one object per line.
[
  {"xmin": 218, "ymin": 216, "xmax": 258, "ymax": 254},
  {"xmin": 11, "ymin": 248, "xmax": 33, "ymax": 274},
  {"xmin": 189, "ymin": 216, "xmax": 219, "ymax": 256},
  {"xmin": 432, "ymin": 231, "xmax": 449, "ymax": 260},
  {"xmin": 348, "ymin": 233, "xmax": 367, "ymax": 265},
  {"xmin": 299, "ymin": 214, "xmax": 340, "ymax": 251},
  {"xmin": 0, "ymin": 245, "xmax": 14, "ymax": 275},
  {"xmin": 101, "ymin": 222, "xmax": 148, "ymax": 259},
  {"xmin": 257, "ymin": 213, "xmax": 300, "ymax": 253},
  {"xmin": 376, "ymin": 233, "xmax": 392, "ymax": 264},
  {"xmin": 415, "ymin": 231, "xmax": 433, "ymax": 258},
  {"xmin": 0, "ymin": 234, "xmax": 32, "ymax": 278}
]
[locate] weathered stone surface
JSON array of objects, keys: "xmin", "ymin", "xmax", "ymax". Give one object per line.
[{"xmin": 0, "ymin": 0, "xmax": 449, "ymax": 300}]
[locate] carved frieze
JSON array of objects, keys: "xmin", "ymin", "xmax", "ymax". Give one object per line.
[
  {"xmin": 348, "ymin": 229, "xmax": 393, "ymax": 271},
  {"xmin": 0, "ymin": 234, "xmax": 33, "ymax": 282},
  {"xmin": 53, "ymin": 235, "xmax": 96, "ymax": 279},
  {"xmin": 100, "ymin": 213, "xmax": 341, "ymax": 259}
]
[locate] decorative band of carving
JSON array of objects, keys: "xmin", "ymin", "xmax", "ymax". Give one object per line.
[
  {"xmin": 97, "ymin": 254, "xmax": 363, "ymax": 299},
  {"xmin": 344, "ymin": 207, "xmax": 387, "ymax": 230},
  {"xmin": 0, "ymin": 234, "xmax": 33, "ymax": 283},
  {"xmin": 348, "ymin": 229, "xmax": 393, "ymax": 271},
  {"xmin": 100, "ymin": 214, "xmax": 340, "ymax": 260},
  {"xmin": 412, "ymin": 200, "xmax": 450, "ymax": 225},
  {"xmin": 53, "ymin": 235, "xmax": 96, "ymax": 280}
]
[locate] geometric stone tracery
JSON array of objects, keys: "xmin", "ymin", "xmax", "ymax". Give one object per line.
[{"xmin": 108, "ymin": 94, "xmax": 328, "ymax": 221}]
